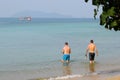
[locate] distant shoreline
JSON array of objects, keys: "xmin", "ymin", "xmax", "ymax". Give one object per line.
[{"xmin": 0, "ymin": 17, "xmax": 99, "ymax": 19}]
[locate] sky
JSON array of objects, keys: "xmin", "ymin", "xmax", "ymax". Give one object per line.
[{"xmin": 0, "ymin": 0, "xmax": 102, "ymax": 18}]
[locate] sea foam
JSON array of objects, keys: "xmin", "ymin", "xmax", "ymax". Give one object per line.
[{"xmin": 48, "ymin": 74, "xmax": 83, "ymax": 80}]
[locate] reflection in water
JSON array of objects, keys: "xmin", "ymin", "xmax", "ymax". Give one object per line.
[
  {"xmin": 89, "ymin": 63, "xmax": 95, "ymax": 72},
  {"xmin": 62, "ymin": 62, "xmax": 72, "ymax": 75}
]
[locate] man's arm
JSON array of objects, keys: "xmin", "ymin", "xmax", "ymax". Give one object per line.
[
  {"xmin": 85, "ymin": 46, "xmax": 89, "ymax": 57},
  {"xmin": 69, "ymin": 48, "xmax": 71, "ymax": 54},
  {"xmin": 94, "ymin": 44, "xmax": 98, "ymax": 56},
  {"xmin": 62, "ymin": 48, "xmax": 64, "ymax": 54}
]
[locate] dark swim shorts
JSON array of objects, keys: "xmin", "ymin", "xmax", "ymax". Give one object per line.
[{"xmin": 89, "ymin": 53, "xmax": 95, "ymax": 60}]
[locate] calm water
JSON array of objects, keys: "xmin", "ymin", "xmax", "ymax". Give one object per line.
[{"xmin": 0, "ymin": 18, "xmax": 120, "ymax": 80}]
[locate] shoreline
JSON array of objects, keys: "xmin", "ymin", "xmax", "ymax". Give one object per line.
[
  {"xmin": 32, "ymin": 74, "xmax": 120, "ymax": 80},
  {"xmin": 32, "ymin": 64, "xmax": 120, "ymax": 80},
  {"xmin": 106, "ymin": 75, "xmax": 120, "ymax": 80},
  {"xmin": 1, "ymin": 61, "xmax": 120, "ymax": 80}
]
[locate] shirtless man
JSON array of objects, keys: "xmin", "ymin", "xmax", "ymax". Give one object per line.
[
  {"xmin": 86, "ymin": 40, "xmax": 98, "ymax": 64},
  {"xmin": 61, "ymin": 42, "xmax": 71, "ymax": 63}
]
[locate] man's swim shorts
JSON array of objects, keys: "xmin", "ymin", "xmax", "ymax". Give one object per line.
[
  {"xmin": 89, "ymin": 53, "xmax": 95, "ymax": 60},
  {"xmin": 63, "ymin": 54, "xmax": 70, "ymax": 61}
]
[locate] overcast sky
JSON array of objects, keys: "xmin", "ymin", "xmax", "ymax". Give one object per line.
[{"xmin": 0, "ymin": 0, "xmax": 102, "ymax": 18}]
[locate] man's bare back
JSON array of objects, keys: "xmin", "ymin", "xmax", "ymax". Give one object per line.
[
  {"xmin": 62, "ymin": 46, "xmax": 71, "ymax": 54},
  {"xmin": 87, "ymin": 43, "xmax": 96, "ymax": 53}
]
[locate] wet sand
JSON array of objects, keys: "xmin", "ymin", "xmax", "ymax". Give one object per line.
[
  {"xmin": 33, "ymin": 75, "xmax": 120, "ymax": 80},
  {"xmin": 106, "ymin": 75, "xmax": 120, "ymax": 80},
  {"xmin": 32, "ymin": 74, "xmax": 120, "ymax": 80}
]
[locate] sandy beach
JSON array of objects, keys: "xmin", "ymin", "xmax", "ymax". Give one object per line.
[
  {"xmin": 106, "ymin": 75, "xmax": 120, "ymax": 80},
  {"xmin": 31, "ymin": 74, "xmax": 120, "ymax": 80},
  {"xmin": 33, "ymin": 74, "xmax": 120, "ymax": 80}
]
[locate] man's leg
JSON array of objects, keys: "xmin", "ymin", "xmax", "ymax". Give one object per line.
[
  {"xmin": 90, "ymin": 60, "xmax": 94, "ymax": 64},
  {"xmin": 66, "ymin": 55, "xmax": 70, "ymax": 63}
]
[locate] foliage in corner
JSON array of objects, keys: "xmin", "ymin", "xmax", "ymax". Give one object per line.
[{"xmin": 85, "ymin": 0, "xmax": 120, "ymax": 31}]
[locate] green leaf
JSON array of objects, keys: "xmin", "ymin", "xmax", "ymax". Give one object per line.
[
  {"xmin": 110, "ymin": 20, "xmax": 118, "ymax": 27},
  {"xmin": 107, "ymin": 7, "xmax": 115, "ymax": 16}
]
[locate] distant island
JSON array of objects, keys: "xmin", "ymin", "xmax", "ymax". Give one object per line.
[{"xmin": 12, "ymin": 11, "xmax": 72, "ymax": 18}]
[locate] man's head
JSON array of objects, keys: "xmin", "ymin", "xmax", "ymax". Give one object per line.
[
  {"xmin": 65, "ymin": 42, "xmax": 68, "ymax": 45},
  {"xmin": 90, "ymin": 40, "xmax": 94, "ymax": 43}
]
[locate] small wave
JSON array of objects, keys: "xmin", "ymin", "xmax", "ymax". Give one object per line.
[{"xmin": 48, "ymin": 74, "xmax": 83, "ymax": 80}]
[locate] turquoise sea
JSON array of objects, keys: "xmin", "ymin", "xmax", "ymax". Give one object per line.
[{"xmin": 0, "ymin": 18, "xmax": 120, "ymax": 80}]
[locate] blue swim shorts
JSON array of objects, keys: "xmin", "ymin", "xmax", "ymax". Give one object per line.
[{"xmin": 63, "ymin": 54, "xmax": 70, "ymax": 61}]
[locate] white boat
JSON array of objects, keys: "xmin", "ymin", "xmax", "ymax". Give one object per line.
[{"xmin": 19, "ymin": 16, "xmax": 32, "ymax": 21}]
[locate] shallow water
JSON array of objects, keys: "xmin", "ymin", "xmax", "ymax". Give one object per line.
[{"xmin": 0, "ymin": 18, "xmax": 120, "ymax": 80}]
